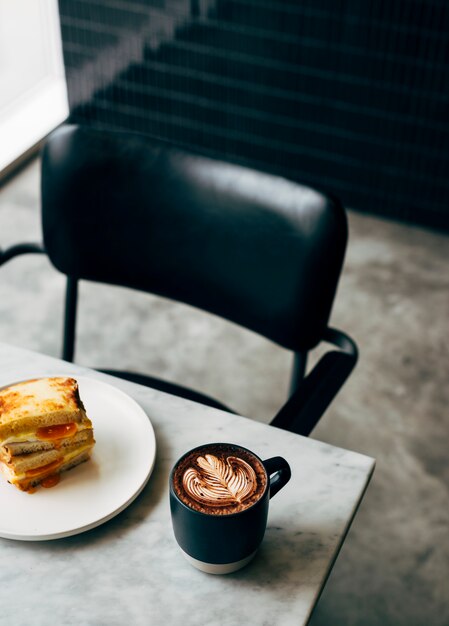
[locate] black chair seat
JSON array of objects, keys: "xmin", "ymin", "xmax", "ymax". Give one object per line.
[{"xmin": 100, "ymin": 369, "xmax": 235, "ymax": 414}]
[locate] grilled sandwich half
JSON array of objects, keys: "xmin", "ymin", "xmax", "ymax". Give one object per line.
[{"xmin": 0, "ymin": 377, "xmax": 95, "ymax": 492}]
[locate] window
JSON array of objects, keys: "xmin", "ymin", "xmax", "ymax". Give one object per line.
[{"xmin": 0, "ymin": 0, "xmax": 68, "ymax": 176}]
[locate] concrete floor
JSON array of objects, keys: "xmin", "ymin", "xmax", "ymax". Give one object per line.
[{"xmin": 1, "ymin": 158, "xmax": 448, "ymax": 625}]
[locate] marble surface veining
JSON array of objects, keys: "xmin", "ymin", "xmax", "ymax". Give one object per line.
[{"xmin": 0, "ymin": 343, "xmax": 375, "ymax": 626}]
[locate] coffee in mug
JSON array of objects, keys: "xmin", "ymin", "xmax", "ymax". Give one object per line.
[
  {"xmin": 172, "ymin": 443, "xmax": 267, "ymax": 515},
  {"xmin": 170, "ymin": 442, "xmax": 291, "ymax": 574}
]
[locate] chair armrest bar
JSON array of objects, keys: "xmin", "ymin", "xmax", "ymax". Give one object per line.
[
  {"xmin": 323, "ymin": 327, "xmax": 358, "ymax": 359},
  {"xmin": 270, "ymin": 327, "xmax": 358, "ymax": 436},
  {"xmin": 0, "ymin": 243, "xmax": 45, "ymax": 266},
  {"xmin": 0, "ymin": 243, "xmax": 78, "ymax": 364}
]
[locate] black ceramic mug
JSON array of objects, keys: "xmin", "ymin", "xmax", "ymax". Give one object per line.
[{"xmin": 169, "ymin": 442, "xmax": 291, "ymax": 574}]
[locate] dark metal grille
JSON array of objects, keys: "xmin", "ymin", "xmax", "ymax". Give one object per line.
[{"xmin": 59, "ymin": 0, "xmax": 449, "ymax": 231}]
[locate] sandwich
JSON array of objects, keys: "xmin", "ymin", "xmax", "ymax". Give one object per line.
[{"xmin": 0, "ymin": 377, "xmax": 95, "ymax": 492}]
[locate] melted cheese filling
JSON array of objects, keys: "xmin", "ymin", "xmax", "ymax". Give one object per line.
[
  {"xmin": 1, "ymin": 423, "xmax": 90, "ymax": 445},
  {"xmin": 0, "ymin": 443, "xmax": 94, "ymax": 483}
]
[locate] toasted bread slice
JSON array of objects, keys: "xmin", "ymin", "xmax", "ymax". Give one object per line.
[
  {"xmin": 0, "ymin": 438, "xmax": 94, "ymax": 476},
  {"xmin": 6, "ymin": 448, "xmax": 94, "ymax": 492},
  {"xmin": 0, "ymin": 377, "xmax": 92, "ymax": 442}
]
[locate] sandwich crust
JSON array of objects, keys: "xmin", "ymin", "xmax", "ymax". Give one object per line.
[{"xmin": 0, "ymin": 377, "xmax": 92, "ymax": 441}]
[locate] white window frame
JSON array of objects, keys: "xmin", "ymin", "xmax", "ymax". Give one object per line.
[{"xmin": 0, "ymin": 0, "xmax": 68, "ymax": 176}]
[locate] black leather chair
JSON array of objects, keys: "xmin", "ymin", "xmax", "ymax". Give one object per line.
[{"xmin": 0, "ymin": 124, "xmax": 357, "ymax": 436}]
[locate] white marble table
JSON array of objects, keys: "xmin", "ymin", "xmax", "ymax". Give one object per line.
[{"xmin": 0, "ymin": 343, "xmax": 375, "ymax": 626}]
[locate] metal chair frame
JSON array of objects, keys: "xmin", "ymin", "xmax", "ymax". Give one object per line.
[{"xmin": 0, "ymin": 244, "xmax": 357, "ymax": 436}]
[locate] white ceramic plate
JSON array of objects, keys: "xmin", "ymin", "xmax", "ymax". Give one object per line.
[{"xmin": 0, "ymin": 375, "xmax": 156, "ymax": 541}]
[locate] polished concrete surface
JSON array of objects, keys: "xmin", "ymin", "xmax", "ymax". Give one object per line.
[{"xmin": 1, "ymin": 158, "xmax": 448, "ymax": 625}]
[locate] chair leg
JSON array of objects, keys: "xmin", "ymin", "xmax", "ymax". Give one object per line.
[
  {"xmin": 289, "ymin": 351, "xmax": 307, "ymax": 395},
  {"xmin": 62, "ymin": 277, "xmax": 78, "ymax": 362}
]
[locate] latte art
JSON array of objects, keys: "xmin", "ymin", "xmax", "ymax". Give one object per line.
[
  {"xmin": 173, "ymin": 444, "xmax": 268, "ymax": 515},
  {"xmin": 183, "ymin": 454, "xmax": 257, "ymax": 507}
]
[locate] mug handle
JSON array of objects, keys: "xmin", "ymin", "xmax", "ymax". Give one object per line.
[{"xmin": 263, "ymin": 457, "xmax": 291, "ymax": 498}]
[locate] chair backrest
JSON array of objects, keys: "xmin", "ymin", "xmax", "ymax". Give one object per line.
[{"xmin": 41, "ymin": 124, "xmax": 348, "ymax": 353}]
